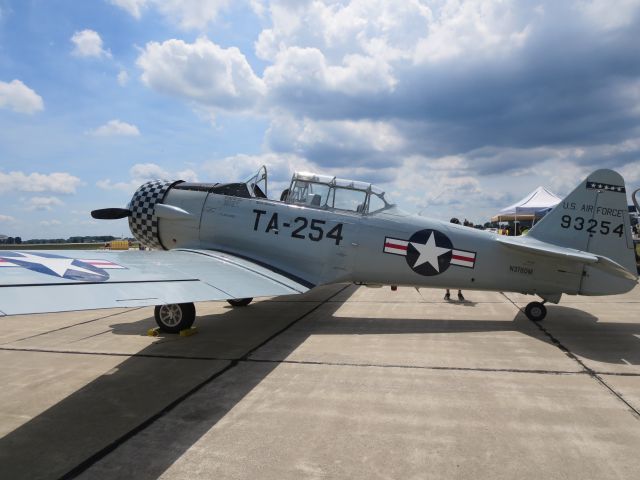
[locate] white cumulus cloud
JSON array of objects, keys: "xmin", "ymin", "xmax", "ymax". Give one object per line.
[
  {"xmin": 267, "ymin": 115, "xmax": 405, "ymax": 166},
  {"xmin": 255, "ymin": 0, "xmax": 430, "ymax": 62},
  {"xmin": 136, "ymin": 37, "xmax": 265, "ymax": 111},
  {"xmin": 109, "ymin": 0, "xmax": 230, "ymax": 30},
  {"xmin": 0, "ymin": 171, "xmax": 81, "ymax": 194},
  {"xmin": 108, "ymin": 0, "xmax": 147, "ymax": 18},
  {"xmin": 264, "ymin": 47, "xmax": 397, "ymax": 97},
  {"xmin": 26, "ymin": 196, "xmax": 64, "ymax": 211},
  {"xmin": 0, "ymin": 79, "xmax": 44, "ymax": 114},
  {"xmin": 89, "ymin": 120, "xmax": 140, "ymax": 137},
  {"xmin": 71, "ymin": 29, "xmax": 112, "ymax": 58},
  {"xmin": 413, "ymin": 0, "xmax": 534, "ymax": 64},
  {"xmin": 97, "ymin": 163, "xmax": 199, "ymax": 193},
  {"xmin": 0, "ymin": 214, "xmax": 15, "ymax": 222}
]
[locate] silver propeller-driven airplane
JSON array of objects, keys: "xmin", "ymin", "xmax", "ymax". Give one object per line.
[{"xmin": 0, "ymin": 167, "xmax": 637, "ymax": 332}]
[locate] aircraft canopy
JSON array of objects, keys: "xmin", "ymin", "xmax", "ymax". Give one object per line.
[{"xmin": 287, "ymin": 172, "xmax": 395, "ymax": 214}]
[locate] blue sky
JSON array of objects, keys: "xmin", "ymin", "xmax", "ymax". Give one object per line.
[{"xmin": 1, "ymin": 0, "xmax": 640, "ymax": 239}]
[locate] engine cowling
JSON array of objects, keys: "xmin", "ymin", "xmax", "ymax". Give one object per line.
[{"xmin": 128, "ymin": 180, "xmax": 180, "ymax": 249}]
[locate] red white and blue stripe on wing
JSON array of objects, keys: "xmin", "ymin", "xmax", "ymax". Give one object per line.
[
  {"xmin": 0, "ymin": 251, "xmax": 126, "ymax": 282},
  {"xmin": 80, "ymin": 259, "xmax": 127, "ymax": 269},
  {"xmin": 383, "ymin": 230, "xmax": 476, "ymax": 276},
  {"xmin": 0, "ymin": 257, "xmax": 125, "ymax": 269}
]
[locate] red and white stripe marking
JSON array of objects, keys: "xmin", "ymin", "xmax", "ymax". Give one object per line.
[
  {"xmin": 450, "ymin": 249, "xmax": 476, "ymax": 268},
  {"xmin": 384, "ymin": 236, "xmax": 477, "ymax": 269},
  {"xmin": 383, "ymin": 237, "xmax": 409, "ymax": 255},
  {"xmin": 0, "ymin": 257, "xmax": 125, "ymax": 269},
  {"xmin": 82, "ymin": 259, "xmax": 126, "ymax": 269}
]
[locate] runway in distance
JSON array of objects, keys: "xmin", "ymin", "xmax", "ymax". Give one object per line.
[{"xmin": 0, "ymin": 166, "xmax": 637, "ymax": 332}]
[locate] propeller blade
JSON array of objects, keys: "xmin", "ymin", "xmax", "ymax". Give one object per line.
[{"xmin": 91, "ymin": 208, "xmax": 131, "ymax": 220}]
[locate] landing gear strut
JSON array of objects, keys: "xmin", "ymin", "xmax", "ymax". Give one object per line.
[
  {"xmin": 154, "ymin": 302, "xmax": 196, "ymax": 333},
  {"xmin": 524, "ymin": 301, "xmax": 547, "ymax": 322}
]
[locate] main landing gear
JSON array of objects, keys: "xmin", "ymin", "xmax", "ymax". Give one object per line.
[
  {"xmin": 154, "ymin": 302, "xmax": 196, "ymax": 333},
  {"xmin": 153, "ymin": 298, "xmax": 254, "ymax": 334},
  {"xmin": 524, "ymin": 301, "xmax": 547, "ymax": 322}
]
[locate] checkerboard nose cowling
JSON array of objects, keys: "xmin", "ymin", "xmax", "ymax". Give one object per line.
[{"xmin": 128, "ymin": 179, "xmax": 174, "ymax": 249}]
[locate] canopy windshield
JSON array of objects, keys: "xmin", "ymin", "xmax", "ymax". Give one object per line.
[
  {"xmin": 243, "ymin": 165, "xmax": 268, "ymax": 198},
  {"xmin": 287, "ymin": 172, "xmax": 394, "ymax": 214}
]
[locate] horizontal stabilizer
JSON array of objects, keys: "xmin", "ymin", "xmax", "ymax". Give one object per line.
[
  {"xmin": 497, "ymin": 235, "xmax": 597, "ymax": 263},
  {"xmin": 498, "ymin": 235, "xmax": 638, "ymax": 282},
  {"xmin": 593, "ymin": 255, "xmax": 639, "ymax": 281}
]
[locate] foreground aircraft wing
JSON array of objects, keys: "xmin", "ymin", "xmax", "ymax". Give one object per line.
[
  {"xmin": 0, "ymin": 249, "xmax": 311, "ymax": 316},
  {"xmin": 497, "ymin": 236, "xmax": 638, "ymax": 281}
]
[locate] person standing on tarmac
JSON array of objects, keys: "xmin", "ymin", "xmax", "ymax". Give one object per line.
[{"xmin": 444, "ymin": 217, "xmax": 465, "ymax": 301}]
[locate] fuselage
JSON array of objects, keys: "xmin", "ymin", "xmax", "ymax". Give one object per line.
[{"xmin": 156, "ymin": 190, "xmax": 591, "ymax": 298}]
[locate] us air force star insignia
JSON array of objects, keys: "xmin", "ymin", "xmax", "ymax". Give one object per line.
[
  {"xmin": 0, "ymin": 252, "xmax": 110, "ymax": 281},
  {"xmin": 383, "ymin": 229, "xmax": 477, "ymax": 276},
  {"xmin": 411, "ymin": 233, "xmax": 451, "ymax": 271},
  {"xmin": 406, "ymin": 229, "xmax": 453, "ymax": 276}
]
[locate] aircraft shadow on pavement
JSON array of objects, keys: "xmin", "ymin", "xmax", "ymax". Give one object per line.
[
  {"xmin": 531, "ymin": 305, "xmax": 640, "ymax": 366},
  {"xmin": 1, "ymin": 291, "xmax": 639, "ymax": 479},
  {"xmin": 0, "ymin": 288, "xmax": 351, "ymax": 480},
  {"xmin": 251, "ymin": 306, "xmax": 640, "ymax": 366},
  {"xmin": 452, "ymin": 300, "xmax": 478, "ymax": 307}
]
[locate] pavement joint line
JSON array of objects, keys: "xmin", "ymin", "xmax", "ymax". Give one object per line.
[
  {"xmin": 416, "ymin": 288, "xmax": 427, "ymax": 302},
  {"xmin": 69, "ymin": 329, "xmax": 114, "ymax": 343},
  {"xmin": 240, "ymin": 360, "xmax": 640, "ymax": 377},
  {"xmin": 0, "ymin": 346, "xmax": 222, "ymax": 361},
  {"xmin": 4, "ymin": 345, "xmax": 640, "ymax": 378},
  {"xmin": 257, "ymin": 300, "xmax": 336, "ymax": 303},
  {"xmin": 556, "ymin": 301, "xmax": 640, "ymax": 304},
  {"xmin": 501, "ymin": 293, "xmax": 640, "ymax": 420},
  {"xmin": 243, "ymin": 358, "xmax": 585, "ymax": 376},
  {"xmin": 326, "ymin": 301, "xmax": 508, "ymax": 304},
  {"xmin": 0, "ymin": 307, "xmax": 145, "ymax": 346},
  {"xmin": 58, "ymin": 284, "xmax": 351, "ymax": 480}
]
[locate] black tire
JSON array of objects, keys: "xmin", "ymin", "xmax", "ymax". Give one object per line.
[
  {"xmin": 525, "ymin": 301, "xmax": 547, "ymax": 322},
  {"xmin": 227, "ymin": 297, "xmax": 253, "ymax": 307},
  {"xmin": 154, "ymin": 302, "xmax": 196, "ymax": 333}
]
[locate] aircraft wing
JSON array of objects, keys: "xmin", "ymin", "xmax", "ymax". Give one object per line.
[
  {"xmin": 0, "ymin": 248, "xmax": 312, "ymax": 316},
  {"xmin": 497, "ymin": 236, "xmax": 638, "ymax": 281}
]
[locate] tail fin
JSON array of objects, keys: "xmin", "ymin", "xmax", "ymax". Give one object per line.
[{"xmin": 529, "ymin": 169, "xmax": 637, "ymax": 289}]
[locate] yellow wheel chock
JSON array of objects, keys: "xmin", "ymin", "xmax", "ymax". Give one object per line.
[{"xmin": 147, "ymin": 326, "xmax": 198, "ymax": 337}]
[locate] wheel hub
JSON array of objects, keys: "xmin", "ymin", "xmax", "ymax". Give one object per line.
[{"xmin": 159, "ymin": 304, "xmax": 182, "ymax": 327}]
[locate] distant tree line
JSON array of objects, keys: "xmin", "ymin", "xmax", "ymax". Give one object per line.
[
  {"xmin": 0, "ymin": 236, "xmax": 22, "ymax": 244},
  {"xmin": 0, "ymin": 235, "xmax": 133, "ymax": 245}
]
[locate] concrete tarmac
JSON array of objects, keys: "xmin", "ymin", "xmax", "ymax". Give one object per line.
[{"xmin": 0, "ymin": 284, "xmax": 639, "ymax": 479}]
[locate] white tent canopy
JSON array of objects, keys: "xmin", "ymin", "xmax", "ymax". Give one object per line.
[{"xmin": 492, "ymin": 186, "xmax": 561, "ymax": 222}]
